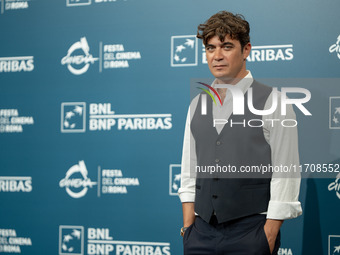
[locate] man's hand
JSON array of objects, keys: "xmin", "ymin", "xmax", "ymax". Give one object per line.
[
  {"xmin": 263, "ymin": 219, "xmax": 283, "ymax": 254},
  {"xmin": 182, "ymin": 202, "xmax": 195, "ymax": 227}
]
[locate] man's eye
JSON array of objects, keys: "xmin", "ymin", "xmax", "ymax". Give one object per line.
[
  {"xmin": 224, "ymin": 46, "xmax": 232, "ymax": 50},
  {"xmin": 206, "ymin": 47, "xmax": 214, "ymax": 51}
]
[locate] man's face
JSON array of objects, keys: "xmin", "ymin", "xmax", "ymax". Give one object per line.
[{"xmin": 205, "ymin": 35, "xmax": 251, "ymax": 80}]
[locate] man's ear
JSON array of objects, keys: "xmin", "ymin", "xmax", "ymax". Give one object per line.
[{"xmin": 243, "ymin": 43, "xmax": 251, "ymax": 60}]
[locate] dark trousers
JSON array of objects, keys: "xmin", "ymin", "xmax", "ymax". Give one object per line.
[{"xmin": 183, "ymin": 214, "xmax": 281, "ymax": 255}]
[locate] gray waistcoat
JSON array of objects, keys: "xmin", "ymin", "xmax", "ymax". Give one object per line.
[{"xmin": 191, "ymin": 81, "xmax": 273, "ymax": 223}]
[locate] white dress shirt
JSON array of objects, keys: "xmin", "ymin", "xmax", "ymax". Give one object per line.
[{"xmin": 178, "ymin": 71, "xmax": 302, "ymax": 220}]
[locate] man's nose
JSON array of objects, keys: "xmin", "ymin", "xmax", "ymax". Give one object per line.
[{"xmin": 214, "ymin": 48, "xmax": 223, "ymax": 61}]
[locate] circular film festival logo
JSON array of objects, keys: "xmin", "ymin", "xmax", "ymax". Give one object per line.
[
  {"xmin": 61, "ymin": 37, "xmax": 98, "ymax": 75},
  {"xmin": 59, "ymin": 161, "xmax": 97, "ymax": 198}
]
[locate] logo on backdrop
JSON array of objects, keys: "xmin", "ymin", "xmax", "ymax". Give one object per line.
[
  {"xmin": 278, "ymin": 248, "xmax": 293, "ymax": 255},
  {"xmin": 330, "ymin": 97, "xmax": 340, "ymax": 129},
  {"xmin": 66, "ymin": 0, "xmax": 125, "ymax": 7},
  {"xmin": 169, "ymin": 164, "xmax": 181, "ymax": 196},
  {"xmin": 61, "ymin": 38, "xmax": 141, "ymax": 75},
  {"xmin": 0, "ymin": 229, "xmax": 32, "ymax": 253},
  {"xmin": 66, "ymin": 0, "xmax": 91, "ymax": 7},
  {"xmin": 328, "ymin": 173, "xmax": 340, "ymax": 199},
  {"xmin": 171, "ymin": 35, "xmax": 198, "ymax": 67},
  {"xmin": 59, "ymin": 161, "xmax": 97, "ymax": 199},
  {"xmin": 0, "ymin": 56, "xmax": 34, "ymax": 72},
  {"xmin": 61, "ymin": 102, "xmax": 172, "ymax": 133},
  {"xmin": 59, "ymin": 226, "xmax": 84, "ymax": 255},
  {"xmin": 329, "ymin": 35, "xmax": 340, "ymax": 60},
  {"xmin": 247, "ymin": 44, "xmax": 294, "ymax": 62},
  {"xmin": 0, "ymin": 109, "xmax": 34, "ymax": 133},
  {"xmin": 102, "ymin": 44, "xmax": 141, "ymax": 70},
  {"xmin": 329, "ymin": 235, "xmax": 340, "ymax": 255},
  {"xmin": 100, "ymin": 168, "xmax": 139, "ymax": 195},
  {"xmin": 0, "ymin": 176, "xmax": 32, "ymax": 192},
  {"xmin": 61, "ymin": 103, "xmax": 86, "ymax": 133},
  {"xmin": 61, "ymin": 37, "xmax": 98, "ymax": 75},
  {"xmin": 59, "ymin": 161, "xmax": 139, "ymax": 198},
  {"xmin": 171, "ymin": 35, "xmax": 294, "ymax": 67},
  {"xmin": 0, "ymin": 0, "xmax": 29, "ymax": 13},
  {"xmin": 59, "ymin": 226, "xmax": 171, "ymax": 255}
]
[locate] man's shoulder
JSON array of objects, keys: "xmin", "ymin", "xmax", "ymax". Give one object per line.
[
  {"xmin": 189, "ymin": 94, "xmax": 200, "ymax": 109},
  {"xmin": 185, "ymin": 94, "xmax": 200, "ymax": 122}
]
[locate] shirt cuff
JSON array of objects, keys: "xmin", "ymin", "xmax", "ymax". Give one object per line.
[
  {"xmin": 178, "ymin": 191, "xmax": 195, "ymax": 203},
  {"xmin": 266, "ymin": 200, "xmax": 302, "ymax": 220}
]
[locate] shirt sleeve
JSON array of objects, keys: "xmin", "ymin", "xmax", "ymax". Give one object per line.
[
  {"xmin": 178, "ymin": 102, "xmax": 198, "ymax": 203},
  {"xmin": 263, "ymin": 90, "xmax": 303, "ymax": 220}
]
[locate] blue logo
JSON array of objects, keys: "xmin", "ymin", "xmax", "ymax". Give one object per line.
[
  {"xmin": 171, "ymin": 35, "xmax": 197, "ymax": 67},
  {"xmin": 330, "ymin": 97, "xmax": 340, "ymax": 129},
  {"xmin": 169, "ymin": 164, "xmax": 181, "ymax": 195},
  {"xmin": 61, "ymin": 102, "xmax": 86, "ymax": 133},
  {"xmin": 59, "ymin": 226, "xmax": 84, "ymax": 255}
]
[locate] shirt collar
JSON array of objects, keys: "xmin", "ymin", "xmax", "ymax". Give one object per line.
[
  {"xmin": 211, "ymin": 70, "xmax": 253, "ymax": 94},
  {"xmin": 210, "ymin": 71, "xmax": 254, "ymax": 104}
]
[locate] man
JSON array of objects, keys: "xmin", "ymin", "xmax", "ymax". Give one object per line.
[{"xmin": 178, "ymin": 11, "xmax": 302, "ymax": 255}]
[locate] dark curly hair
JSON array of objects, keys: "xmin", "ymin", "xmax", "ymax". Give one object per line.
[{"xmin": 197, "ymin": 11, "xmax": 250, "ymax": 50}]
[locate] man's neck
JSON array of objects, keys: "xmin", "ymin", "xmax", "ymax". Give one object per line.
[
  {"xmin": 216, "ymin": 71, "xmax": 249, "ymax": 103},
  {"xmin": 215, "ymin": 70, "xmax": 249, "ymax": 85}
]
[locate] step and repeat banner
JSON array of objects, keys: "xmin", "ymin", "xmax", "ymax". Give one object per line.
[{"xmin": 1, "ymin": 0, "xmax": 340, "ymax": 254}]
